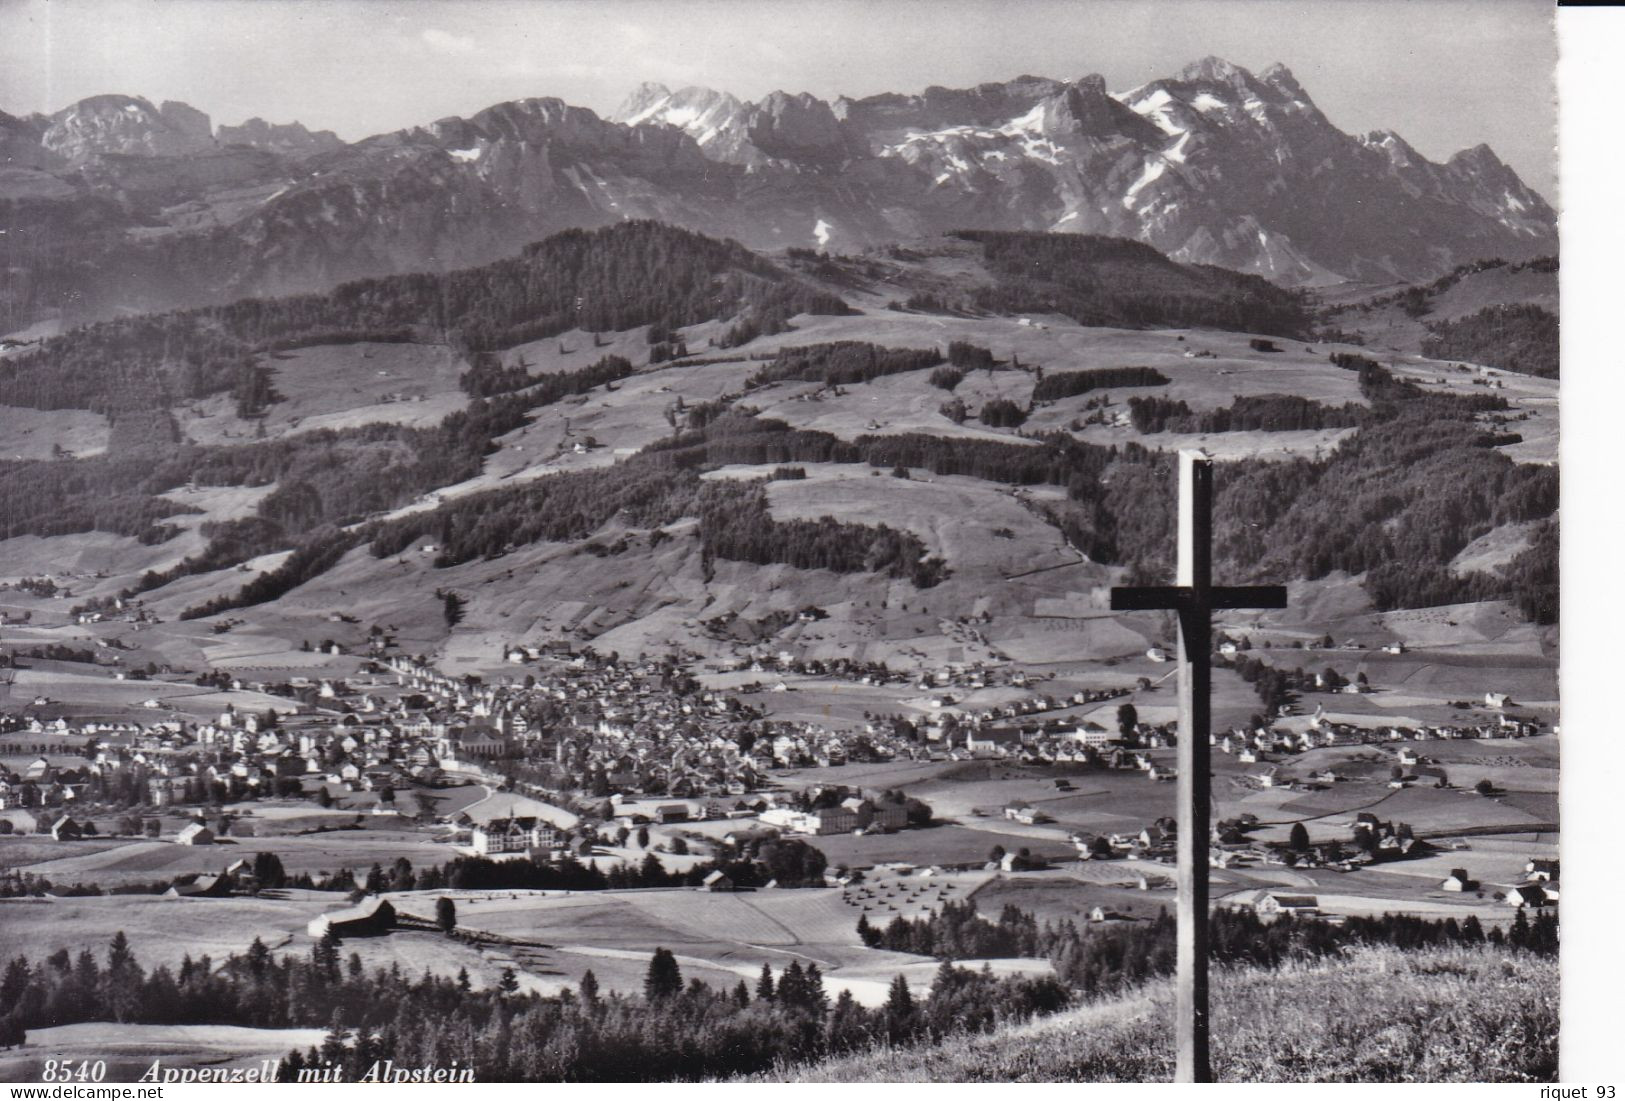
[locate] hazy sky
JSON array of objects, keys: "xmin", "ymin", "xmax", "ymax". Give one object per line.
[{"xmin": 0, "ymin": 0, "xmax": 1559, "ymax": 198}]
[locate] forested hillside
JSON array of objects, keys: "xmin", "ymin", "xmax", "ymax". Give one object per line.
[
  {"xmin": 0, "ymin": 221, "xmax": 851, "ymax": 415},
  {"xmin": 950, "ymin": 231, "xmax": 1312, "ymax": 336},
  {"xmin": 1421, "ymin": 304, "xmax": 1559, "ymax": 379}
]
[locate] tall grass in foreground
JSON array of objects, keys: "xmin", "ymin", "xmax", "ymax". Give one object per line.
[{"xmin": 751, "ymin": 946, "xmax": 1556, "ymax": 1083}]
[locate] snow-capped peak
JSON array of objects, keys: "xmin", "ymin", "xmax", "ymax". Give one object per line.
[{"xmin": 615, "ymin": 85, "xmax": 747, "ymax": 150}]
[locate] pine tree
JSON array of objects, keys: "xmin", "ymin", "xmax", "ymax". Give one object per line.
[
  {"xmin": 320, "ymin": 1008, "xmax": 349, "ymax": 1061},
  {"xmin": 644, "ymin": 947, "xmax": 682, "ymax": 1001},
  {"xmin": 578, "ymin": 969, "xmax": 600, "ymax": 1007},
  {"xmin": 107, "ymin": 931, "xmax": 133, "ymax": 973},
  {"xmin": 827, "ymin": 988, "xmax": 869, "ymax": 1053},
  {"xmin": 1510, "ymin": 907, "xmax": 1531, "ymax": 949},
  {"xmin": 884, "ymin": 973, "xmax": 916, "ymax": 1042},
  {"xmin": 778, "ymin": 961, "xmax": 806, "ymax": 1009},
  {"xmin": 436, "ymin": 896, "xmax": 458, "ymax": 935},
  {"xmin": 804, "ymin": 963, "xmax": 829, "ymax": 1016},
  {"xmin": 755, "ymin": 962, "xmax": 775, "ymax": 1002},
  {"xmin": 313, "ymin": 928, "xmax": 342, "ymax": 983}
]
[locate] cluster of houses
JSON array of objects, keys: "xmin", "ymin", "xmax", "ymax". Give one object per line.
[{"xmin": 391, "ymin": 650, "xmax": 928, "ymax": 792}]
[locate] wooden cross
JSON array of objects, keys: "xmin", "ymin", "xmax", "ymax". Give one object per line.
[{"xmin": 1110, "ymin": 450, "xmax": 1286, "ymax": 1083}]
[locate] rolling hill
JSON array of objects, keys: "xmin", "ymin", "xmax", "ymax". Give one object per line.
[{"xmin": 0, "ymin": 222, "xmax": 1559, "ymax": 699}]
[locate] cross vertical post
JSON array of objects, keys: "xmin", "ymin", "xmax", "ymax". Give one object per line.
[
  {"xmin": 1110, "ymin": 450, "xmax": 1287, "ymax": 1083},
  {"xmin": 1175, "ymin": 453, "xmax": 1213, "ymax": 1083}
]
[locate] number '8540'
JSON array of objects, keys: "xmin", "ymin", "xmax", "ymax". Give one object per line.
[{"xmin": 41, "ymin": 1059, "xmax": 108, "ymax": 1082}]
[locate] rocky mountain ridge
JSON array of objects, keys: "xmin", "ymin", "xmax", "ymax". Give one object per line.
[{"xmin": 0, "ymin": 57, "xmax": 1555, "ymax": 330}]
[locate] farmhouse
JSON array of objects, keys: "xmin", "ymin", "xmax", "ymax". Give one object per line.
[
  {"xmin": 1505, "ymin": 884, "xmax": 1551, "ymax": 909},
  {"xmin": 1440, "ymin": 868, "xmax": 1477, "ymax": 892},
  {"xmin": 1255, "ymin": 893, "xmax": 1321, "ymax": 920},
  {"xmin": 49, "ymin": 815, "xmax": 83, "ymax": 841},
  {"xmin": 1089, "ymin": 906, "xmax": 1136, "ymax": 923},
  {"xmin": 307, "ymin": 896, "xmax": 397, "ymax": 938},
  {"xmin": 1526, "ymin": 858, "xmax": 1559, "ymax": 881},
  {"xmin": 1003, "ymin": 800, "xmax": 1040, "ymax": 825},
  {"xmin": 165, "ymin": 873, "xmax": 232, "ymax": 899},
  {"xmin": 702, "ymin": 870, "xmax": 735, "ymax": 892},
  {"xmin": 177, "ymin": 822, "xmax": 215, "ymax": 845}
]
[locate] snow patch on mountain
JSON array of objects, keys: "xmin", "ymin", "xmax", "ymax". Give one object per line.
[
  {"xmin": 1127, "ymin": 89, "xmax": 1186, "ymax": 136},
  {"xmin": 1122, "ymin": 159, "xmax": 1167, "ymax": 208}
]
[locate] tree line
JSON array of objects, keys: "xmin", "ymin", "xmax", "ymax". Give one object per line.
[
  {"xmin": 745, "ymin": 342, "xmax": 943, "ymax": 389},
  {"xmin": 861, "ymin": 898, "xmax": 1556, "ymax": 1000},
  {"xmin": 1127, "ymin": 393, "xmax": 1366, "ymax": 434},
  {"xmin": 1031, "ymin": 366, "xmax": 1169, "ymax": 402}
]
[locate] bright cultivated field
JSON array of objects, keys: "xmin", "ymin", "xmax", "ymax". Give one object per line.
[
  {"xmin": 379, "ymin": 885, "xmax": 1054, "ymax": 1006},
  {"xmin": 12, "ymin": 830, "xmax": 456, "ymax": 886}
]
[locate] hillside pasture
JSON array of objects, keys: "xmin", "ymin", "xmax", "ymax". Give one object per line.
[
  {"xmin": 0, "ymin": 894, "xmax": 331, "ymax": 972},
  {"xmin": 0, "ymin": 665, "xmax": 299, "ymax": 723},
  {"xmin": 968, "ymin": 871, "xmax": 1176, "ymax": 925},
  {"xmin": 744, "ymin": 369, "xmax": 1039, "ymax": 445},
  {"xmin": 0, "ymin": 403, "xmax": 110, "ymax": 460},
  {"xmin": 15, "ymin": 829, "xmax": 453, "ymax": 885},
  {"xmin": 809, "ymin": 824, "xmax": 1076, "ymax": 868},
  {"xmin": 499, "ymin": 325, "xmax": 678, "ymax": 375},
  {"xmin": 704, "ymin": 463, "xmax": 1076, "ymax": 576},
  {"xmin": 0, "ymin": 836, "xmax": 130, "ymax": 869},
  {"xmin": 1449, "ymin": 521, "xmax": 1540, "ymax": 578},
  {"xmin": 1356, "ymin": 836, "xmax": 1555, "ymax": 889},
  {"xmin": 0, "ymin": 533, "xmax": 193, "ymax": 596},
  {"xmin": 385, "ymin": 885, "xmax": 987, "ymax": 1005},
  {"xmin": 476, "ymin": 360, "xmax": 749, "ymax": 483},
  {"xmin": 178, "ymin": 341, "xmax": 469, "ymax": 446}
]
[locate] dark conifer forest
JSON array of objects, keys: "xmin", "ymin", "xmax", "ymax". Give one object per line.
[
  {"xmin": 1421, "ymin": 304, "xmax": 1559, "ymax": 379},
  {"xmin": 951, "ymin": 230, "xmax": 1313, "ymax": 336}
]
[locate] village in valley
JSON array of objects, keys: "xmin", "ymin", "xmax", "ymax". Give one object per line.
[{"xmin": 0, "ymin": 555, "xmax": 1559, "ymax": 1030}]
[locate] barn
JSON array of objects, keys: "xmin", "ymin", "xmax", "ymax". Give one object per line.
[
  {"xmin": 177, "ymin": 822, "xmax": 214, "ymax": 846},
  {"xmin": 306, "ymin": 896, "xmax": 397, "ymax": 938},
  {"xmin": 1255, "ymin": 893, "xmax": 1321, "ymax": 920},
  {"xmin": 165, "ymin": 873, "xmax": 232, "ymax": 899}
]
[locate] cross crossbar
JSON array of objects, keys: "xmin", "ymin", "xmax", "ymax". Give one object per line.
[{"xmin": 1110, "ymin": 584, "xmax": 1287, "ymax": 613}]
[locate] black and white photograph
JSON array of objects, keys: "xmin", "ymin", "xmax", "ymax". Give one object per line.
[{"xmin": 0, "ymin": 0, "xmax": 1583, "ymax": 1085}]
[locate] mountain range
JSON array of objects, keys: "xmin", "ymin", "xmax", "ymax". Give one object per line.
[{"xmin": 0, "ymin": 57, "xmax": 1555, "ymax": 331}]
